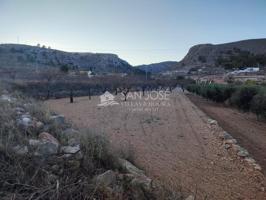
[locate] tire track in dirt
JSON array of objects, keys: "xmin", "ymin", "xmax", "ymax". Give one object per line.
[{"xmin": 175, "ymin": 93, "xmax": 207, "ymax": 158}]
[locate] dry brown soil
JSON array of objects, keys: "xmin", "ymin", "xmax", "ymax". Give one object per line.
[
  {"xmin": 45, "ymin": 91, "xmax": 266, "ymax": 200},
  {"xmin": 188, "ymin": 93, "xmax": 266, "ymax": 175}
]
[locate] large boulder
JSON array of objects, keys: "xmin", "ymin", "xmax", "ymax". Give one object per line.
[
  {"xmin": 30, "ymin": 132, "xmax": 60, "ymax": 156},
  {"xmin": 39, "ymin": 132, "xmax": 59, "ymax": 147},
  {"xmin": 118, "ymin": 159, "xmax": 153, "ymax": 195}
]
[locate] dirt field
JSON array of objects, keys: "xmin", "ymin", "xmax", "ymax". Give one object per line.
[
  {"xmin": 188, "ymin": 93, "xmax": 266, "ymax": 175},
  {"xmin": 45, "ymin": 90, "xmax": 266, "ymax": 200}
]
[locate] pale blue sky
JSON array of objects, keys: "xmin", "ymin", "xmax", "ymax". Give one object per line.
[{"xmin": 0, "ymin": 0, "xmax": 265, "ymax": 65}]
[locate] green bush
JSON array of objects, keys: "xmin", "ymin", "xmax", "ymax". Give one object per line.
[
  {"xmin": 187, "ymin": 83, "xmax": 266, "ymax": 118},
  {"xmin": 230, "ymin": 85, "xmax": 259, "ymax": 111},
  {"xmin": 187, "ymin": 83, "xmax": 236, "ymax": 103},
  {"xmin": 251, "ymin": 89, "xmax": 266, "ymax": 119}
]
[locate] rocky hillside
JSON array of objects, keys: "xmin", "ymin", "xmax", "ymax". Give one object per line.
[
  {"xmin": 0, "ymin": 44, "xmax": 141, "ymax": 74},
  {"xmin": 136, "ymin": 61, "xmax": 179, "ymax": 74},
  {"xmin": 180, "ymin": 39, "xmax": 266, "ymax": 67}
]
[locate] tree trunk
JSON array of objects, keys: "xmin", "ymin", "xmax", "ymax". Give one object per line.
[{"xmin": 70, "ymin": 89, "xmax": 74, "ymax": 103}]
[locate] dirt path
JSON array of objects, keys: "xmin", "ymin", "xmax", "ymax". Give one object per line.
[
  {"xmin": 45, "ymin": 91, "xmax": 266, "ymax": 200},
  {"xmin": 187, "ymin": 93, "xmax": 266, "ymax": 175}
]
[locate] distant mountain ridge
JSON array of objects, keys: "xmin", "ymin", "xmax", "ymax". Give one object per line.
[
  {"xmin": 1, "ymin": 39, "xmax": 265, "ymax": 75},
  {"xmin": 136, "ymin": 39, "xmax": 266, "ymax": 74},
  {"xmin": 0, "ymin": 44, "xmax": 140, "ymax": 74},
  {"xmin": 136, "ymin": 61, "xmax": 178, "ymax": 73},
  {"xmin": 180, "ymin": 38, "xmax": 266, "ymax": 67}
]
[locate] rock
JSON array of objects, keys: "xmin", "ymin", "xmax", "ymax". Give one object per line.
[
  {"xmin": 96, "ymin": 170, "xmax": 116, "ymax": 186},
  {"xmin": 34, "ymin": 141, "xmax": 59, "ymax": 156},
  {"xmin": 130, "ymin": 175, "xmax": 152, "ymax": 191},
  {"xmin": 208, "ymin": 119, "xmax": 217, "ymax": 125},
  {"xmin": 118, "ymin": 158, "xmax": 144, "ymax": 176},
  {"xmin": 50, "ymin": 115, "xmax": 65, "ymax": 125},
  {"xmin": 244, "ymin": 157, "xmax": 256, "ymax": 165},
  {"xmin": 17, "ymin": 116, "xmax": 32, "ymax": 128},
  {"xmin": 237, "ymin": 148, "xmax": 249, "ymax": 157},
  {"xmin": 29, "ymin": 139, "xmax": 41, "ymax": 146},
  {"xmin": 21, "ymin": 114, "xmax": 31, "ymax": 119},
  {"xmin": 223, "ymin": 132, "xmax": 233, "ymax": 140},
  {"xmin": 39, "ymin": 132, "xmax": 59, "ymax": 148},
  {"xmin": 224, "ymin": 139, "xmax": 237, "ymax": 144},
  {"xmin": 232, "ymin": 144, "xmax": 241, "ymax": 151},
  {"xmin": 36, "ymin": 121, "xmax": 44, "ymax": 130},
  {"xmin": 13, "ymin": 145, "xmax": 28, "ymax": 155},
  {"xmin": 60, "ymin": 145, "xmax": 80, "ymax": 154},
  {"xmin": 185, "ymin": 195, "xmax": 195, "ymax": 200},
  {"xmin": 254, "ymin": 164, "xmax": 262, "ymax": 171},
  {"xmin": 61, "ymin": 154, "xmax": 73, "ymax": 158},
  {"xmin": 0, "ymin": 94, "xmax": 12, "ymax": 102},
  {"xmin": 61, "ymin": 128, "xmax": 80, "ymax": 145},
  {"xmin": 33, "ymin": 132, "xmax": 60, "ymax": 156},
  {"xmin": 22, "ymin": 117, "xmax": 32, "ymax": 125},
  {"xmin": 15, "ymin": 107, "xmax": 25, "ymax": 114},
  {"xmin": 224, "ymin": 144, "xmax": 231, "ymax": 149}
]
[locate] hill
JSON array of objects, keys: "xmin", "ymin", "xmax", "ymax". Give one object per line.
[
  {"xmin": 0, "ymin": 44, "xmax": 141, "ymax": 74},
  {"xmin": 136, "ymin": 61, "xmax": 178, "ymax": 74},
  {"xmin": 180, "ymin": 38, "xmax": 266, "ymax": 68}
]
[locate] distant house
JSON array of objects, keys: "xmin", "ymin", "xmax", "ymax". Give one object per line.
[
  {"xmin": 229, "ymin": 67, "xmax": 259, "ymax": 75},
  {"xmin": 87, "ymin": 70, "xmax": 95, "ymax": 78},
  {"xmin": 79, "ymin": 70, "xmax": 95, "ymax": 78}
]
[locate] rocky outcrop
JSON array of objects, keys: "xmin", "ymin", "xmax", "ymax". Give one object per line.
[
  {"xmin": 180, "ymin": 38, "xmax": 266, "ymax": 67},
  {"xmin": 0, "ymin": 43, "xmax": 137, "ymax": 74}
]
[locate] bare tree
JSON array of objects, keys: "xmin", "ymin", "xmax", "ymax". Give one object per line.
[{"xmin": 40, "ymin": 68, "xmax": 60, "ymax": 99}]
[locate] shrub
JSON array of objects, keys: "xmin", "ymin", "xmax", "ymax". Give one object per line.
[
  {"xmin": 186, "ymin": 83, "xmax": 236, "ymax": 103},
  {"xmin": 230, "ymin": 85, "xmax": 259, "ymax": 111},
  {"xmin": 80, "ymin": 130, "xmax": 119, "ymax": 172},
  {"xmin": 251, "ymin": 89, "xmax": 266, "ymax": 119},
  {"xmin": 187, "ymin": 83, "xmax": 266, "ymax": 118}
]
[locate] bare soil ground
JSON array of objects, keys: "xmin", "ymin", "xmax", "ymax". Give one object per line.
[
  {"xmin": 187, "ymin": 93, "xmax": 266, "ymax": 175},
  {"xmin": 45, "ymin": 91, "xmax": 266, "ymax": 200}
]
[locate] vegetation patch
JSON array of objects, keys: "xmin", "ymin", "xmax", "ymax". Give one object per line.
[{"xmin": 187, "ymin": 83, "xmax": 266, "ymax": 119}]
